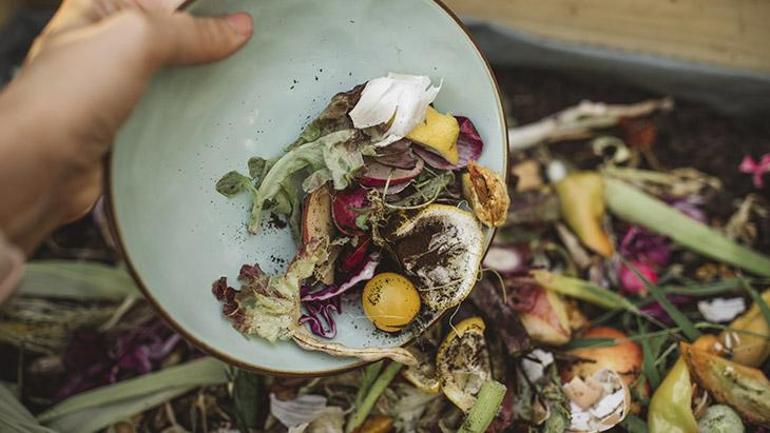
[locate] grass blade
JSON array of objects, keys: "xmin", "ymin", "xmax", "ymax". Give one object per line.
[
  {"xmin": 637, "ymin": 318, "xmax": 661, "ymax": 389},
  {"xmin": 563, "ymin": 338, "xmax": 617, "ymax": 350},
  {"xmin": 662, "ymin": 279, "xmax": 741, "ymax": 296},
  {"xmin": 531, "ymin": 270, "xmax": 639, "ymax": 313},
  {"xmin": 38, "ymin": 357, "xmax": 227, "ymax": 423},
  {"xmin": 604, "ymin": 178, "xmax": 770, "ymax": 277},
  {"xmin": 18, "ymin": 261, "xmax": 139, "ymax": 300},
  {"xmin": 625, "ymin": 261, "xmax": 701, "ymax": 341}
]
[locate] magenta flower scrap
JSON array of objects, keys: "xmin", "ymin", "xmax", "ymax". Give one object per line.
[
  {"xmin": 617, "ymin": 226, "xmax": 671, "ymax": 295},
  {"xmin": 740, "ymin": 154, "xmax": 770, "ymax": 188}
]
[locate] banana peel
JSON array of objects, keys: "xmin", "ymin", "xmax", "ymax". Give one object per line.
[
  {"xmin": 555, "ymin": 172, "xmax": 614, "ymax": 257},
  {"xmin": 681, "ymin": 342, "xmax": 770, "ymax": 426}
]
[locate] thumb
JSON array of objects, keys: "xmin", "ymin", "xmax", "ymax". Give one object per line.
[{"xmin": 148, "ymin": 11, "xmax": 253, "ymax": 67}]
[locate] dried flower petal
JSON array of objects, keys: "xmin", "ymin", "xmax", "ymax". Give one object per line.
[
  {"xmin": 739, "ymin": 154, "xmax": 770, "ymax": 188},
  {"xmin": 349, "ymin": 73, "xmax": 441, "ymax": 146}
]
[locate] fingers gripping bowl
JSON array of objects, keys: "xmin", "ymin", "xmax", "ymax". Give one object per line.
[{"xmin": 109, "ymin": 0, "xmax": 507, "ymax": 375}]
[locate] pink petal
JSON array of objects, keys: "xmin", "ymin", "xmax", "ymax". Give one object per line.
[{"xmin": 739, "ymin": 155, "xmax": 758, "ymax": 172}]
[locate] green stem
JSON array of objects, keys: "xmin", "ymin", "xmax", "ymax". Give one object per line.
[
  {"xmin": 353, "ymin": 361, "xmax": 383, "ymax": 410},
  {"xmin": 346, "ymin": 362, "xmax": 402, "ymax": 433},
  {"xmin": 457, "ymin": 380, "xmax": 507, "ymax": 433}
]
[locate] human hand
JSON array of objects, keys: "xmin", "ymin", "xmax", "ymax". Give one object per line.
[{"xmin": 0, "ymin": 0, "xmax": 252, "ymax": 252}]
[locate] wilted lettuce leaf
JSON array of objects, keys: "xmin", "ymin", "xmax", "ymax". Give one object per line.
[
  {"xmin": 216, "ymin": 171, "xmax": 254, "ymax": 198},
  {"xmin": 290, "ymin": 84, "xmax": 364, "ymax": 149},
  {"xmin": 247, "ymin": 129, "xmax": 363, "ymax": 233},
  {"xmin": 234, "ymin": 242, "xmax": 325, "ymax": 342}
]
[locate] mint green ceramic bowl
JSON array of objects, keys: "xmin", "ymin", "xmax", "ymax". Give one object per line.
[{"xmin": 110, "ymin": 0, "xmax": 507, "ymax": 376}]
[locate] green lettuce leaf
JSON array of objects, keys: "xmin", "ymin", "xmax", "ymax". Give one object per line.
[{"xmin": 247, "ymin": 129, "xmax": 359, "ymax": 233}]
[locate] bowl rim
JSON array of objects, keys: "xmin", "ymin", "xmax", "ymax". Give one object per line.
[{"xmin": 105, "ymin": 0, "xmax": 509, "ymax": 377}]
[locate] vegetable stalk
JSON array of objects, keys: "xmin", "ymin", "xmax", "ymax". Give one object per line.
[
  {"xmin": 346, "ymin": 362, "xmax": 403, "ymax": 433},
  {"xmin": 457, "ymin": 380, "xmax": 507, "ymax": 433},
  {"xmin": 604, "ymin": 177, "xmax": 770, "ymax": 276}
]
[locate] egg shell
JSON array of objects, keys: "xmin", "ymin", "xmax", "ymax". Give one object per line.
[{"xmin": 562, "ymin": 327, "xmax": 643, "ymax": 387}]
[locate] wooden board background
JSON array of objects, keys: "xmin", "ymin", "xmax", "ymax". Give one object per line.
[
  {"xmin": 2, "ymin": 0, "xmax": 770, "ymax": 74},
  {"xmin": 445, "ymin": 0, "xmax": 770, "ymax": 74}
]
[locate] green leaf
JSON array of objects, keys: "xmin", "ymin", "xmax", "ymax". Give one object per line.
[
  {"xmin": 17, "ymin": 261, "xmax": 138, "ymax": 300},
  {"xmin": 322, "ymin": 138, "xmax": 365, "ymax": 190},
  {"xmin": 604, "ymin": 178, "xmax": 770, "ymax": 277},
  {"xmin": 531, "ymin": 270, "xmax": 639, "ymax": 313},
  {"xmin": 563, "ymin": 338, "xmax": 617, "ymax": 350},
  {"xmin": 248, "ymin": 130, "xmax": 354, "ymax": 233},
  {"xmin": 38, "ymin": 358, "xmax": 227, "ymax": 424},
  {"xmin": 232, "ymin": 369, "xmax": 267, "ymax": 431},
  {"xmin": 248, "ymin": 157, "xmax": 268, "ymax": 180},
  {"xmin": 457, "ymin": 380, "xmax": 507, "ymax": 433},
  {"xmin": 216, "ymin": 170, "xmax": 254, "ymax": 198},
  {"xmin": 0, "ymin": 384, "xmax": 57, "ymax": 433},
  {"xmin": 48, "ymin": 387, "xmax": 191, "ymax": 433}
]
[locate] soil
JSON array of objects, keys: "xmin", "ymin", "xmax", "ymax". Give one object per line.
[
  {"xmin": 495, "ymin": 67, "xmax": 770, "ymax": 253},
  {"xmin": 496, "ymin": 67, "xmax": 770, "ymax": 200}
]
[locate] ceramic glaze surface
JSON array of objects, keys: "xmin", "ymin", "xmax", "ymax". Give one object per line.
[{"xmin": 111, "ymin": 0, "xmax": 507, "ymax": 374}]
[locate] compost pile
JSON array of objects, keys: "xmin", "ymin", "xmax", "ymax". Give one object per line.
[{"xmin": 2, "ymin": 68, "xmax": 769, "ymax": 433}]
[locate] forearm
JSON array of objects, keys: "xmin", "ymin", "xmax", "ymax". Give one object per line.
[{"xmin": 0, "ymin": 80, "xmax": 84, "ymax": 253}]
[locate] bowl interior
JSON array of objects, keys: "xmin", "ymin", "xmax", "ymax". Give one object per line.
[{"xmin": 111, "ymin": 0, "xmax": 507, "ymax": 375}]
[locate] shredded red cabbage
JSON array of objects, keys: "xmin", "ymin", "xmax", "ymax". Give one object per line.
[
  {"xmin": 301, "ymin": 252, "xmax": 381, "ymax": 302},
  {"xmin": 298, "ymin": 252, "xmax": 380, "ymax": 338},
  {"xmin": 413, "ymin": 116, "xmax": 483, "ymax": 170},
  {"xmin": 299, "ymin": 296, "xmax": 342, "ymax": 339}
]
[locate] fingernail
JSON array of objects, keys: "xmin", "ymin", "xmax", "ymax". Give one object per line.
[{"xmin": 225, "ymin": 13, "xmax": 253, "ymax": 37}]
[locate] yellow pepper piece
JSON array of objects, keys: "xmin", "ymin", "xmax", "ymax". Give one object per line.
[
  {"xmin": 555, "ymin": 172, "xmax": 614, "ymax": 257},
  {"xmin": 648, "ymin": 358, "xmax": 698, "ymax": 433},
  {"xmin": 406, "ymin": 107, "xmax": 460, "ymax": 164},
  {"xmin": 720, "ymin": 289, "xmax": 770, "ymax": 367}
]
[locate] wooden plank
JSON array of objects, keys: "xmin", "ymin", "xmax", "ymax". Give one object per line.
[{"xmin": 445, "ymin": 0, "xmax": 770, "ymax": 74}]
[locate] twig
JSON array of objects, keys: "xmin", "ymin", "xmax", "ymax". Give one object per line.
[{"xmin": 508, "ymin": 98, "xmax": 673, "ymax": 151}]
